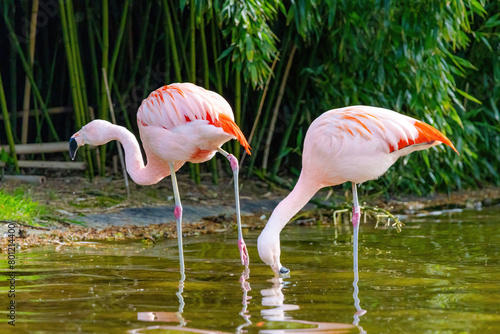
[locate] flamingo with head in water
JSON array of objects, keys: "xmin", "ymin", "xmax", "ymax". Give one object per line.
[
  {"xmin": 69, "ymin": 82, "xmax": 251, "ymax": 268},
  {"xmin": 257, "ymin": 106, "xmax": 458, "ymax": 275}
]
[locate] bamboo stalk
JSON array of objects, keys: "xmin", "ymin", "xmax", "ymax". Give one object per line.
[
  {"xmin": 59, "ymin": 0, "xmax": 94, "ymax": 178},
  {"xmin": 0, "ymin": 160, "xmax": 87, "ymax": 170},
  {"xmin": 108, "ymin": 0, "xmax": 130, "ymax": 93},
  {"xmin": 188, "ymin": 2, "xmax": 200, "ymax": 184},
  {"xmin": 126, "ymin": 1, "xmax": 151, "ymax": 95},
  {"xmin": 99, "ymin": 0, "xmax": 109, "ymax": 176},
  {"xmin": 142, "ymin": 10, "xmax": 162, "ymax": 100},
  {"xmin": 172, "ymin": 0, "xmax": 189, "ymax": 74},
  {"xmin": 271, "ymin": 42, "xmax": 320, "ymax": 178},
  {"xmin": 85, "ymin": 0, "xmax": 100, "ymax": 108},
  {"xmin": 67, "ymin": 0, "xmax": 90, "ymax": 126},
  {"xmin": 240, "ymin": 54, "xmax": 278, "ymax": 167},
  {"xmin": 210, "ymin": 13, "xmax": 223, "ymax": 94},
  {"xmin": 43, "ymin": 42, "xmax": 60, "ymax": 104},
  {"xmin": 0, "ymin": 106, "xmax": 73, "ymax": 120},
  {"xmin": 163, "ymin": 0, "xmax": 182, "ymax": 82},
  {"xmin": 21, "ymin": 0, "xmax": 39, "ymax": 146},
  {"xmin": 247, "ymin": 30, "xmax": 291, "ymax": 176},
  {"xmin": 200, "ymin": 15, "xmax": 218, "ymax": 184},
  {"xmin": 1, "ymin": 142, "xmax": 71, "ymax": 154},
  {"xmin": 59, "ymin": 0, "xmax": 82, "ymax": 128},
  {"xmin": 200, "ymin": 16, "xmax": 210, "ymax": 89},
  {"xmin": 102, "ymin": 68, "xmax": 130, "ymax": 198},
  {"xmin": 8, "ymin": 2, "xmax": 17, "ymax": 139},
  {"xmin": 248, "ymin": 29, "xmax": 291, "ymax": 176},
  {"xmin": 262, "ymin": 44, "xmax": 297, "ymax": 173},
  {"xmin": 0, "ymin": 70, "xmax": 19, "ymax": 173},
  {"xmin": 233, "ymin": 69, "xmax": 242, "ymax": 159},
  {"xmin": 69, "ymin": 1, "xmax": 94, "ymax": 176},
  {"xmin": 112, "ymin": 83, "xmax": 132, "ymax": 131},
  {"xmin": 3, "ymin": 12, "xmax": 59, "ymax": 141},
  {"xmin": 189, "ymin": 3, "xmax": 196, "ymax": 83}
]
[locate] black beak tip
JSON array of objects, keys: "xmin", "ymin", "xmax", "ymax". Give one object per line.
[
  {"xmin": 279, "ymin": 266, "xmax": 290, "ymax": 275},
  {"xmin": 69, "ymin": 137, "xmax": 78, "ymax": 160}
]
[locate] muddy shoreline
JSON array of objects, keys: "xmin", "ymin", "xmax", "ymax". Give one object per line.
[{"xmin": 2, "ymin": 175, "xmax": 500, "ymax": 251}]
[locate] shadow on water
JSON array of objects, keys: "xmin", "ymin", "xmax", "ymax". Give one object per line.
[{"xmin": 1, "ymin": 207, "xmax": 500, "ymax": 333}]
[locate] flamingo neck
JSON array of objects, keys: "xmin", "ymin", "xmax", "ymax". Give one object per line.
[
  {"xmin": 264, "ymin": 174, "xmax": 320, "ymax": 235},
  {"xmin": 110, "ymin": 124, "xmax": 168, "ymax": 185}
]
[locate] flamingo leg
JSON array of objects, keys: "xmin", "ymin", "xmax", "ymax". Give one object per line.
[
  {"xmin": 217, "ymin": 148, "xmax": 250, "ymax": 266},
  {"xmin": 352, "ymin": 182, "xmax": 366, "ymax": 320},
  {"xmin": 169, "ymin": 163, "xmax": 186, "ymax": 277}
]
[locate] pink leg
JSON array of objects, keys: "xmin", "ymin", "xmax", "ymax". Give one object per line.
[
  {"xmin": 218, "ymin": 148, "xmax": 250, "ymax": 266},
  {"xmin": 352, "ymin": 183, "xmax": 366, "ymax": 320},
  {"xmin": 169, "ymin": 163, "xmax": 185, "ymax": 276}
]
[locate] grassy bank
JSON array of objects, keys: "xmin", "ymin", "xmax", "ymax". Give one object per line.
[{"xmin": 0, "ymin": 188, "xmax": 48, "ymax": 225}]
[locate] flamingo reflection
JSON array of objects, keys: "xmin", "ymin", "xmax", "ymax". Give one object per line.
[
  {"xmin": 259, "ymin": 277, "xmax": 357, "ymax": 333},
  {"xmin": 134, "ymin": 266, "xmax": 252, "ymax": 334}
]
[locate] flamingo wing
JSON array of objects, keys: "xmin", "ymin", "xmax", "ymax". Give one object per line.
[
  {"xmin": 137, "ymin": 83, "xmax": 251, "ymax": 154},
  {"xmin": 317, "ymin": 106, "xmax": 457, "ymax": 155}
]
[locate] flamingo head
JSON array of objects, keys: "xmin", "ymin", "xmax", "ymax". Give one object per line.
[
  {"xmin": 257, "ymin": 227, "xmax": 290, "ymax": 276},
  {"xmin": 69, "ymin": 120, "xmax": 113, "ymax": 160}
]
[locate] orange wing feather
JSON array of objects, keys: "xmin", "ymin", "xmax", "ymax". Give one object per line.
[
  {"xmin": 216, "ymin": 114, "xmax": 251, "ymax": 155},
  {"xmin": 390, "ymin": 120, "xmax": 458, "ymax": 154}
]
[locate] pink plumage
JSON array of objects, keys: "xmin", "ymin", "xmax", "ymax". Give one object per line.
[
  {"xmin": 137, "ymin": 83, "xmax": 251, "ymax": 159},
  {"xmin": 258, "ymin": 105, "xmax": 458, "ymax": 275},
  {"xmin": 69, "ymin": 82, "xmax": 251, "ymax": 268},
  {"xmin": 302, "ymin": 106, "xmax": 457, "ymax": 186}
]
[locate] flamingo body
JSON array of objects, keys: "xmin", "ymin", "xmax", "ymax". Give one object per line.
[
  {"xmin": 137, "ymin": 83, "xmax": 250, "ymax": 165},
  {"xmin": 302, "ymin": 106, "xmax": 457, "ymax": 186},
  {"xmin": 258, "ymin": 106, "xmax": 457, "ymax": 274}
]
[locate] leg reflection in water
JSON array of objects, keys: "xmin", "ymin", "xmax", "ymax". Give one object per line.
[
  {"xmin": 352, "ymin": 229, "xmax": 367, "ymax": 333},
  {"xmin": 175, "ymin": 261, "xmax": 186, "ymax": 326},
  {"xmin": 236, "ymin": 267, "xmax": 252, "ymax": 333},
  {"xmin": 135, "ymin": 257, "xmax": 253, "ymax": 333}
]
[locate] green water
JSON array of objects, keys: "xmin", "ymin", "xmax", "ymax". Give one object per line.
[{"xmin": 1, "ymin": 207, "xmax": 500, "ymax": 333}]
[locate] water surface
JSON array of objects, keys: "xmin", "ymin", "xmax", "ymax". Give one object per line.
[{"xmin": 1, "ymin": 207, "xmax": 499, "ymax": 333}]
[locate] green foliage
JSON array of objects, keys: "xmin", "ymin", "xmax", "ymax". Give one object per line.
[
  {"xmin": 216, "ymin": 0, "xmax": 282, "ymax": 87},
  {"xmin": 0, "ymin": 189, "xmax": 47, "ymax": 225},
  {"xmin": 276, "ymin": 0, "xmax": 500, "ymax": 194},
  {"xmin": 1, "ymin": 0, "xmax": 499, "ymax": 196}
]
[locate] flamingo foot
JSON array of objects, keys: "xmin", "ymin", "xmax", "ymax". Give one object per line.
[{"xmin": 238, "ymin": 238, "xmax": 250, "ymax": 267}]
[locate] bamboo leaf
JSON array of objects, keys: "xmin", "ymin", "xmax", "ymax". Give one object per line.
[{"xmin": 456, "ymin": 88, "xmax": 482, "ymax": 105}]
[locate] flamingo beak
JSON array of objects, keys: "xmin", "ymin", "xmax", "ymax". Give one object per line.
[
  {"xmin": 279, "ymin": 266, "xmax": 290, "ymax": 275},
  {"xmin": 69, "ymin": 137, "xmax": 79, "ymax": 160},
  {"xmin": 271, "ymin": 262, "xmax": 290, "ymax": 276}
]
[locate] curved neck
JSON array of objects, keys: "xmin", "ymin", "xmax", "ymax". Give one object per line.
[
  {"xmin": 109, "ymin": 124, "xmax": 169, "ymax": 185},
  {"xmin": 264, "ymin": 174, "xmax": 320, "ymax": 235}
]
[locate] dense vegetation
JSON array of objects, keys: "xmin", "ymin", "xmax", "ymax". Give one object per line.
[{"xmin": 0, "ymin": 0, "xmax": 499, "ymax": 196}]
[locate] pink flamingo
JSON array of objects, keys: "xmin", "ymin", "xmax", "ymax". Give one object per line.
[
  {"xmin": 258, "ymin": 106, "xmax": 458, "ymax": 275},
  {"xmin": 69, "ymin": 83, "xmax": 251, "ymax": 269}
]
